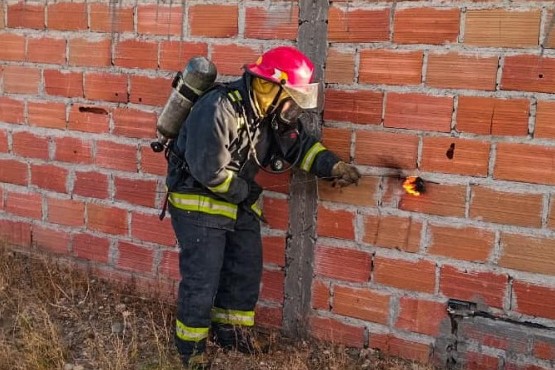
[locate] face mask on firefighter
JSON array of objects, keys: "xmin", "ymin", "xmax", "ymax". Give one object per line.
[{"xmin": 276, "ymin": 98, "xmax": 302, "ymax": 126}]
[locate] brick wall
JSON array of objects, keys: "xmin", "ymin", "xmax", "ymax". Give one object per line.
[{"xmin": 1, "ymin": 1, "xmax": 555, "ymax": 369}]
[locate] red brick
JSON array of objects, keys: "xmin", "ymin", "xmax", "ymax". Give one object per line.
[
  {"xmin": 72, "ymin": 233, "xmax": 110, "ymax": 263},
  {"xmin": 359, "ymin": 49, "xmax": 423, "ymax": 86},
  {"xmin": 396, "ymin": 297, "xmax": 447, "ymax": 336},
  {"xmin": 533, "ymin": 336, "xmax": 555, "ymax": 361},
  {"xmin": 26, "ymin": 36, "xmax": 65, "ymax": 64},
  {"xmin": 494, "ymin": 143, "xmax": 555, "ymax": 186},
  {"xmin": 255, "ymin": 305, "xmax": 282, "ymax": 329},
  {"xmin": 159, "ymin": 249, "xmax": 179, "ymax": 281},
  {"xmin": 385, "ymin": 93, "xmax": 453, "ymax": 132},
  {"xmin": 502, "ymin": 55, "xmax": 555, "ymax": 94},
  {"xmin": 53, "ymin": 136, "xmax": 93, "ymax": 164},
  {"xmin": 499, "ymin": 233, "xmax": 555, "ymax": 276},
  {"xmin": 260, "ymin": 270, "xmax": 284, "ymax": 303},
  {"xmin": 513, "ymin": 281, "xmax": 555, "ymax": 320},
  {"xmin": 329, "ymin": 6, "xmax": 389, "ymax": 42},
  {"xmin": 263, "ymin": 197, "xmax": 288, "ymax": 231},
  {"xmin": 457, "ymin": 96, "xmax": 530, "ymax": 136},
  {"xmin": 545, "ymin": 10, "xmax": 555, "ymax": 49},
  {"xmin": 465, "ymin": 9, "xmax": 541, "ymax": 48},
  {"xmin": 316, "ymin": 205, "xmax": 355, "ymax": 240},
  {"xmin": 116, "ymin": 241, "xmax": 154, "ymax": 273},
  {"xmin": 0, "ymin": 219, "xmax": 32, "ymax": 248},
  {"xmin": 47, "ymin": 2, "xmax": 87, "ymax": 31},
  {"xmin": 316, "ymin": 127, "xmax": 351, "ymax": 158},
  {"xmin": 369, "ymin": 334, "xmax": 431, "ymax": 363},
  {"xmin": 470, "ymin": 186, "xmax": 543, "ymax": 228},
  {"xmin": 115, "ymin": 39, "xmax": 158, "ymax": 69},
  {"xmin": 315, "ymin": 245, "xmax": 371, "ymax": 283},
  {"xmin": 12, "ymin": 131, "xmax": 50, "ymax": 160},
  {"xmin": 189, "ymin": 5, "xmax": 238, "ymax": 37},
  {"xmin": 440, "ymin": 265, "xmax": 507, "ymax": 308},
  {"xmin": 374, "ymin": 257, "xmax": 436, "ymax": 293},
  {"xmin": 355, "ymin": 131, "xmax": 418, "ymax": 169},
  {"xmin": 0, "ymin": 97, "xmax": 25, "ymax": 124},
  {"xmin": 5, "ymin": 191, "xmax": 42, "ymax": 219},
  {"xmin": 46, "ymin": 196, "xmax": 85, "ymax": 227},
  {"xmin": 114, "ymin": 176, "xmax": 157, "ymax": 208},
  {"xmin": 318, "ymin": 176, "xmax": 378, "ymax": 207},
  {"xmin": 0, "ymin": 130, "xmax": 7, "ymax": 153},
  {"xmin": 211, "ymin": 44, "xmax": 261, "ymax": 77},
  {"xmin": 422, "ymin": 137, "xmax": 490, "ymax": 177},
  {"xmin": 333, "ymin": 285, "xmax": 390, "ymax": 324},
  {"xmin": 427, "ymin": 53, "xmax": 498, "ymax": 91},
  {"xmin": 460, "ymin": 321, "xmax": 528, "ymax": 354},
  {"xmin": 325, "ymin": 48, "xmax": 355, "ymax": 84},
  {"xmin": 140, "ymin": 146, "xmax": 167, "ymax": 176},
  {"xmin": 68, "ymin": 105, "xmax": 110, "ymax": 134},
  {"xmin": 130, "ymin": 212, "xmax": 175, "ymax": 247},
  {"xmin": 90, "ymin": 3, "xmax": 134, "ymax": 33},
  {"xmin": 28, "ymin": 101, "xmax": 66, "ymax": 129},
  {"xmin": 400, "ymin": 183, "xmax": 467, "ymax": 218},
  {"xmin": 0, "ymin": 159, "xmax": 28, "ymax": 186},
  {"xmin": 33, "ymin": 226, "xmax": 70, "ymax": 255},
  {"xmin": 129, "ymin": 75, "xmax": 172, "ymax": 107},
  {"xmin": 159, "ymin": 41, "xmax": 209, "ymax": 71},
  {"xmin": 363, "ymin": 214, "xmax": 422, "ymax": 253},
  {"xmin": 0, "ymin": 33, "xmax": 25, "ymax": 61},
  {"xmin": 324, "ymin": 89, "xmax": 383, "ymax": 125},
  {"xmin": 309, "ymin": 316, "xmax": 365, "ymax": 348},
  {"xmin": 87, "ymin": 203, "xmax": 128, "ymax": 235},
  {"xmin": 137, "ymin": 4, "xmax": 183, "ymax": 36},
  {"xmin": 245, "ymin": 6, "xmax": 297, "ymax": 40},
  {"xmin": 84, "ymin": 73, "xmax": 128, "ymax": 103},
  {"xmin": 7, "ymin": 2, "xmax": 45, "ymax": 29},
  {"xmin": 44, "ymin": 70, "xmax": 83, "ymax": 98},
  {"xmin": 95, "ymin": 140, "xmax": 137, "ymax": 172},
  {"xmin": 428, "ymin": 224, "xmax": 494, "ymax": 262},
  {"xmin": 113, "ymin": 107, "xmax": 157, "ymax": 139},
  {"xmin": 394, "ymin": 8, "xmax": 460, "ymax": 45},
  {"xmin": 73, "ymin": 171, "xmax": 109, "ymax": 199},
  {"xmin": 68, "ymin": 38, "xmax": 111, "ymax": 67},
  {"xmin": 3, "ymin": 66, "xmax": 40, "ymax": 94},
  {"xmin": 255, "ymin": 171, "xmax": 290, "ymax": 194},
  {"xmin": 535, "ymin": 100, "xmax": 555, "ymax": 139},
  {"xmin": 30, "ymin": 164, "xmax": 68, "ymax": 193},
  {"xmin": 262, "ymin": 236, "xmax": 285, "ymax": 267},
  {"xmin": 465, "ymin": 352, "xmax": 500, "ymax": 370},
  {"xmin": 312, "ymin": 279, "xmax": 330, "ymax": 310}
]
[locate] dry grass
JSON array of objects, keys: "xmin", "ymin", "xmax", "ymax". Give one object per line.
[{"xmin": 0, "ymin": 246, "xmax": 433, "ymax": 370}]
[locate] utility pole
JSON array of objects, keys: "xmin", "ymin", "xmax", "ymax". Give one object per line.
[{"xmin": 282, "ymin": 0, "xmax": 329, "ymax": 338}]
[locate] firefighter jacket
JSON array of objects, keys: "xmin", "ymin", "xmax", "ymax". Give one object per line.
[{"xmin": 165, "ymin": 73, "xmax": 340, "ymax": 230}]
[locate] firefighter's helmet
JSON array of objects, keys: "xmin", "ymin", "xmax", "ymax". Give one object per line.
[{"xmin": 245, "ymin": 46, "xmax": 319, "ymax": 109}]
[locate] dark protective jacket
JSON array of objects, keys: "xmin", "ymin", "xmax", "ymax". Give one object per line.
[{"xmin": 165, "ymin": 73, "xmax": 340, "ymax": 230}]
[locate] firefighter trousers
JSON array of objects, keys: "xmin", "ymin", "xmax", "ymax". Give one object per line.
[{"xmin": 169, "ymin": 204, "xmax": 263, "ymax": 359}]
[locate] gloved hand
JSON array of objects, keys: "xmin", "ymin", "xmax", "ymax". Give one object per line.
[
  {"xmin": 244, "ymin": 181, "xmax": 263, "ymax": 206},
  {"xmin": 331, "ymin": 161, "xmax": 361, "ymax": 188}
]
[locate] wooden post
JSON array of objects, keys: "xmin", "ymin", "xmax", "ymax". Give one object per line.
[{"xmin": 282, "ymin": 0, "xmax": 329, "ymax": 338}]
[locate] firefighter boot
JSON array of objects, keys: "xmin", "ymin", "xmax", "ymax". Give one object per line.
[
  {"xmin": 182, "ymin": 353, "xmax": 211, "ymax": 370},
  {"xmin": 212, "ymin": 323, "xmax": 269, "ymax": 355}
]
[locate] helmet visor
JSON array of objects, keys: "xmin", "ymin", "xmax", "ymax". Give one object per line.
[{"xmin": 282, "ymin": 82, "xmax": 319, "ymax": 109}]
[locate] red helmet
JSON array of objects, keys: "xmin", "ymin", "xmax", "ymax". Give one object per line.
[{"xmin": 245, "ymin": 46, "xmax": 319, "ymax": 109}]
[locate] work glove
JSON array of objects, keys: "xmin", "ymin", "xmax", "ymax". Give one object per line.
[{"xmin": 331, "ymin": 161, "xmax": 361, "ymax": 188}]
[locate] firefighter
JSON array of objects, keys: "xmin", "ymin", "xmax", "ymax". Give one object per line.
[{"xmin": 165, "ymin": 46, "xmax": 360, "ymax": 369}]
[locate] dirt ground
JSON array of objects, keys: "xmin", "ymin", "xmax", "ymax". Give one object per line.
[{"xmin": 0, "ymin": 247, "xmax": 433, "ymax": 370}]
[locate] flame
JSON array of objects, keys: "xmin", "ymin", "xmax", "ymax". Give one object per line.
[{"xmin": 403, "ymin": 176, "xmax": 424, "ymax": 196}]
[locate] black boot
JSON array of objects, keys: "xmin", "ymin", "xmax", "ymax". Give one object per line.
[
  {"xmin": 181, "ymin": 353, "xmax": 211, "ymax": 370},
  {"xmin": 212, "ymin": 323, "xmax": 269, "ymax": 355}
]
